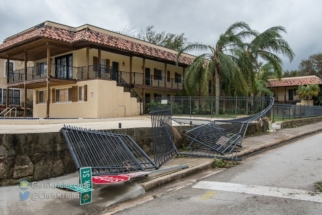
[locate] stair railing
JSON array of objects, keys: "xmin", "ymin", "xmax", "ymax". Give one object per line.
[
  {"xmin": 3, "ymin": 107, "xmax": 17, "ymax": 117},
  {"xmin": 102, "ymin": 105, "xmax": 126, "ymax": 119}
]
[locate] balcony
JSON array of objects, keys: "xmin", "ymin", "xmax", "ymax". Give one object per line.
[
  {"xmin": 8, "ymin": 64, "xmax": 184, "ymax": 92},
  {"xmin": 120, "ymin": 71, "xmax": 183, "ymax": 90},
  {"xmin": 8, "ymin": 64, "xmax": 78, "ymax": 84}
]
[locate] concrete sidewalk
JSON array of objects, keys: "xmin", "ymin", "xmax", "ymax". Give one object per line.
[{"xmin": 1, "ymin": 120, "xmax": 322, "ymax": 215}]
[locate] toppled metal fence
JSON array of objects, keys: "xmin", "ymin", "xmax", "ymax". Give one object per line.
[
  {"xmin": 171, "ymin": 97, "xmax": 274, "ymax": 160},
  {"xmin": 61, "ymin": 119, "xmax": 178, "ymax": 175},
  {"xmin": 61, "ymin": 126, "xmax": 158, "ymax": 175}
]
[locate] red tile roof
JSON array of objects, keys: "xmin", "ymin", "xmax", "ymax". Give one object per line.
[
  {"xmin": 0, "ymin": 26, "xmax": 194, "ymax": 65},
  {"xmin": 267, "ymin": 75, "xmax": 322, "ymax": 87}
]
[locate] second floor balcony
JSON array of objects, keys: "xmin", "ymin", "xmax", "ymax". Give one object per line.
[
  {"xmin": 8, "ymin": 64, "xmax": 77, "ymax": 84},
  {"xmin": 8, "ymin": 64, "xmax": 184, "ymax": 91}
]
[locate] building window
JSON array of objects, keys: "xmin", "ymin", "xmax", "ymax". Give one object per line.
[
  {"xmin": 4, "ymin": 61, "xmax": 14, "ymax": 78},
  {"xmin": 175, "ymin": 73, "xmax": 182, "ymax": 83},
  {"xmin": 167, "ymin": 71, "xmax": 170, "ymax": 82},
  {"xmin": 79, "ymin": 86, "xmax": 84, "ymax": 101},
  {"xmin": 154, "ymin": 69, "xmax": 163, "ymax": 81},
  {"xmin": 38, "ymin": 90, "xmax": 47, "ymax": 103},
  {"xmin": 0, "ymin": 88, "xmax": 20, "ymax": 105},
  {"xmin": 55, "ymin": 88, "xmax": 70, "ymax": 102}
]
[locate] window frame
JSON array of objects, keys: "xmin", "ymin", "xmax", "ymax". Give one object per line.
[
  {"xmin": 4, "ymin": 61, "xmax": 14, "ymax": 78},
  {"xmin": 55, "ymin": 88, "xmax": 70, "ymax": 103},
  {"xmin": 38, "ymin": 90, "xmax": 47, "ymax": 104}
]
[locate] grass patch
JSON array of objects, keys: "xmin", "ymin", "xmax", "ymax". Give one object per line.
[
  {"xmin": 314, "ymin": 181, "xmax": 322, "ymax": 192},
  {"xmin": 212, "ymin": 159, "xmax": 239, "ymax": 168}
]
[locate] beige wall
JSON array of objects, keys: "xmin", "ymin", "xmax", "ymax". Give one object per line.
[
  {"xmin": 271, "ymin": 87, "xmax": 299, "ymax": 102},
  {"xmin": 33, "ymin": 79, "xmax": 140, "ymax": 118}
]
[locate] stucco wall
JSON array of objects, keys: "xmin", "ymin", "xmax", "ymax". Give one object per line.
[
  {"xmin": 33, "ymin": 79, "xmax": 140, "ymax": 118},
  {"xmin": 271, "ymin": 87, "xmax": 299, "ymax": 102}
]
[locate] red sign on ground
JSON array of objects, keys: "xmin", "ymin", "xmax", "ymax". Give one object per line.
[{"xmin": 92, "ymin": 175, "xmax": 131, "ymax": 185}]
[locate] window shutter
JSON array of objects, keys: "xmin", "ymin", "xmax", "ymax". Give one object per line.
[
  {"xmin": 52, "ymin": 88, "xmax": 55, "ymax": 103},
  {"xmin": 154, "ymin": 68, "xmax": 157, "ymax": 80},
  {"xmin": 84, "ymin": 85, "xmax": 87, "ymax": 101},
  {"xmin": 71, "ymin": 86, "xmax": 78, "ymax": 102},
  {"xmin": 167, "ymin": 71, "xmax": 170, "ymax": 82},
  {"xmin": 35, "ymin": 90, "xmax": 39, "ymax": 104},
  {"xmin": 106, "ymin": 59, "xmax": 110, "ymax": 67}
]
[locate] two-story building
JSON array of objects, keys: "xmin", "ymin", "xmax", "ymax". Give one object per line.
[{"xmin": 0, "ymin": 21, "xmax": 195, "ymax": 118}]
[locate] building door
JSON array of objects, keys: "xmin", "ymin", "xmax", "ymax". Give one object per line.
[
  {"xmin": 145, "ymin": 93, "xmax": 151, "ymax": 104},
  {"xmin": 111, "ymin": 62, "xmax": 119, "ymax": 81},
  {"xmin": 288, "ymin": 89, "xmax": 294, "ymax": 101},
  {"xmin": 145, "ymin": 68, "xmax": 150, "ymax": 85},
  {"xmin": 55, "ymin": 54, "xmax": 73, "ymax": 79}
]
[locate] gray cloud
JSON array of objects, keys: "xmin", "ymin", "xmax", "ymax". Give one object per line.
[{"xmin": 0, "ymin": 0, "xmax": 321, "ymax": 71}]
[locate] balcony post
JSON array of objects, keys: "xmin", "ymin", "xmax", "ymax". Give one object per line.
[
  {"xmin": 164, "ymin": 63, "xmax": 167, "ymax": 88},
  {"xmin": 24, "ymin": 51, "xmax": 27, "ymax": 117},
  {"xmin": 86, "ymin": 47, "xmax": 89, "ymax": 79},
  {"xmin": 6, "ymin": 55, "xmax": 9, "ymax": 107},
  {"xmin": 142, "ymin": 58, "xmax": 145, "ymax": 85},
  {"xmin": 98, "ymin": 49, "xmax": 101, "ymax": 78},
  {"xmin": 130, "ymin": 56, "xmax": 133, "ymax": 84},
  {"xmin": 46, "ymin": 44, "xmax": 51, "ymax": 118}
]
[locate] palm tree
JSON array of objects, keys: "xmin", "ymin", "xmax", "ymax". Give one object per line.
[
  {"xmin": 253, "ymin": 63, "xmax": 275, "ymax": 96},
  {"xmin": 297, "ymin": 84, "xmax": 320, "ymax": 105},
  {"xmin": 177, "ymin": 22, "xmax": 254, "ymax": 114}
]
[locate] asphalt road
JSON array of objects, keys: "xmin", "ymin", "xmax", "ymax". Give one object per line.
[{"xmin": 116, "ymin": 132, "xmax": 322, "ymax": 215}]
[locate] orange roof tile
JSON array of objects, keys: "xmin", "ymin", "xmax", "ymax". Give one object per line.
[
  {"xmin": 0, "ymin": 25, "xmax": 193, "ymax": 65},
  {"xmin": 267, "ymin": 76, "xmax": 322, "ymax": 87}
]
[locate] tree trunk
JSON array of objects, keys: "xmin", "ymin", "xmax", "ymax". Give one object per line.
[{"xmin": 215, "ymin": 67, "xmax": 220, "ymax": 115}]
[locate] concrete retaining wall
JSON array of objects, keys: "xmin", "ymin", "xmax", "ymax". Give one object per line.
[
  {"xmin": 0, "ymin": 122, "xmax": 267, "ymax": 186},
  {"xmin": 281, "ymin": 116, "xmax": 322, "ymax": 128}
]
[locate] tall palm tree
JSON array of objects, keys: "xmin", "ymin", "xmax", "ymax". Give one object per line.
[{"xmin": 177, "ymin": 22, "xmax": 254, "ymax": 114}]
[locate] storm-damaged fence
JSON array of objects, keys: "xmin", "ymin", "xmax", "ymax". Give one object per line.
[
  {"xmin": 171, "ymin": 97, "xmax": 274, "ymax": 160},
  {"xmin": 61, "ymin": 115, "xmax": 179, "ymax": 175},
  {"xmin": 61, "ymin": 97, "xmax": 274, "ymax": 176}
]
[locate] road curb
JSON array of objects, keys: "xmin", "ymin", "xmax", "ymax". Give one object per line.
[
  {"xmin": 140, "ymin": 160, "xmax": 214, "ymax": 191},
  {"xmin": 140, "ymin": 128, "xmax": 322, "ymax": 192},
  {"xmin": 237, "ymin": 129, "xmax": 322, "ymax": 157}
]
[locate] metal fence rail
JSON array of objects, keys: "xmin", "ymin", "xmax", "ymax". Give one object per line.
[
  {"xmin": 150, "ymin": 107, "xmax": 178, "ymax": 167},
  {"xmin": 150, "ymin": 96, "xmax": 272, "ymax": 118},
  {"xmin": 61, "ymin": 125, "xmax": 157, "ymax": 175},
  {"xmin": 271, "ymin": 103, "xmax": 322, "ymax": 121}
]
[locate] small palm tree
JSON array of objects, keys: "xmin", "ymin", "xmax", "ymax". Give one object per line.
[{"xmin": 297, "ymin": 84, "xmax": 320, "ymax": 105}]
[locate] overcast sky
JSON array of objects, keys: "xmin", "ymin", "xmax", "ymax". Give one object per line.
[{"xmin": 0, "ymin": 0, "xmax": 321, "ymax": 71}]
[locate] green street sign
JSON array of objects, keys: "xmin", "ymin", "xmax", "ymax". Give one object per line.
[{"xmin": 79, "ymin": 167, "xmax": 92, "ymax": 205}]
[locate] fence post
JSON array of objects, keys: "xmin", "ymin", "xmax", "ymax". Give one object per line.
[
  {"xmin": 170, "ymin": 96, "xmax": 173, "ymax": 115},
  {"xmin": 190, "ymin": 96, "xmax": 192, "ymax": 118},
  {"xmin": 211, "ymin": 96, "xmax": 213, "ymax": 118},
  {"xmin": 289, "ymin": 107, "xmax": 291, "ymax": 120},
  {"xmin": 235, "ymin": 96, "xmax": 237, "ymax": 119}
]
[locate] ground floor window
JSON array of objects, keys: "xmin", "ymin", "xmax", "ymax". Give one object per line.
[
  {"xmin": 38, "ymin": 90, "xmax": 47, "ymax": 103},
  {"xmin": 0, "ymin": 88, "xmax": 21, "ymax": 105},
  {"xmin": 79, "ymin": 86, "xmax": 84, "ymax": 101},
  {"xmin": 56, "ymin": 89, "xmax": 70, "ymax": 102}
]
